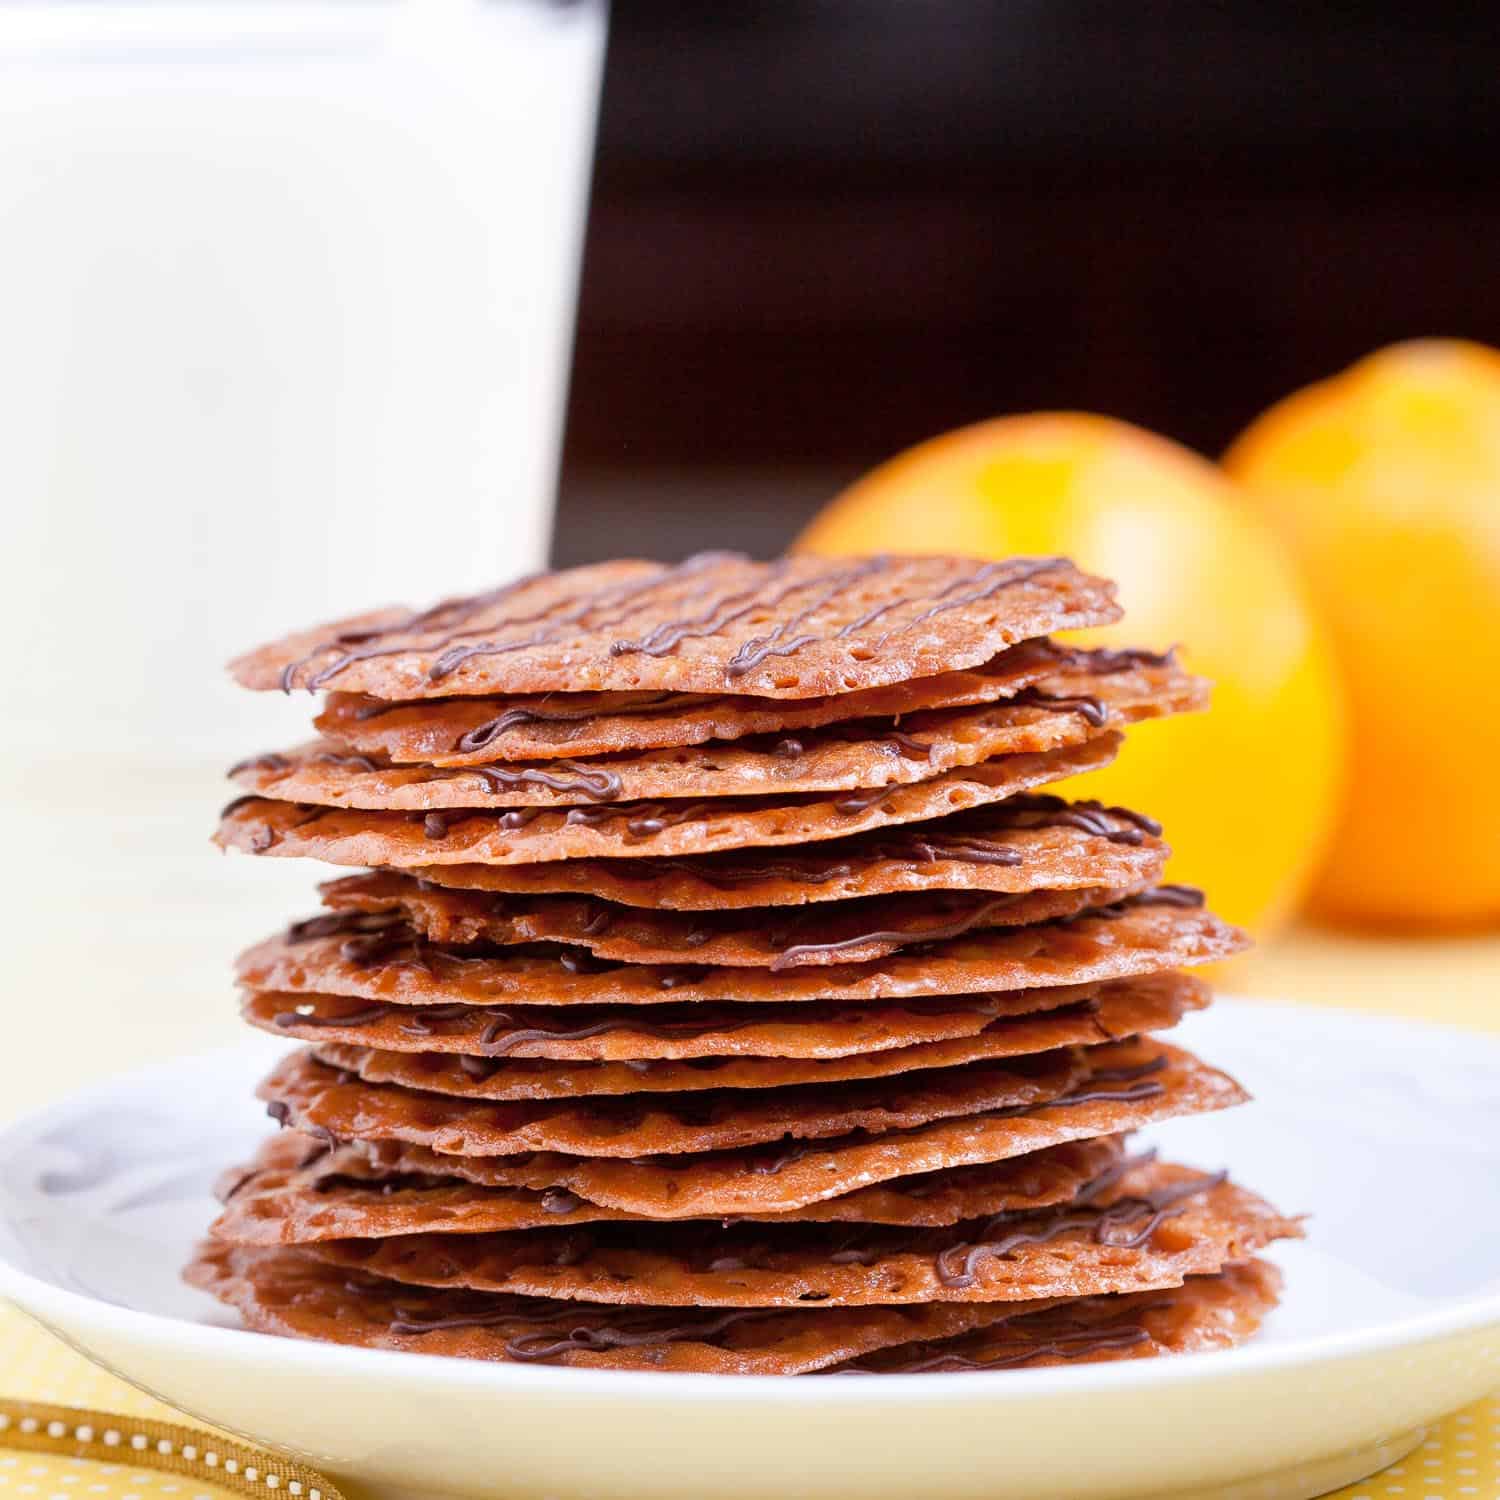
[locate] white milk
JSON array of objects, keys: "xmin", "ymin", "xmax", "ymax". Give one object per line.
[{"xmin": 0, "ymin": 0, "xmax": 606, "ymax": 756}]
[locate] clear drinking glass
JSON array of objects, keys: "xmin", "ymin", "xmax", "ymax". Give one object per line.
[
  {"xmin": 0, "ymin": 1, "xmax": 607, "ymax": 1098},
  {"xmin": 0, "ymin": 0, "xmax": 607, "ymax": 757}
]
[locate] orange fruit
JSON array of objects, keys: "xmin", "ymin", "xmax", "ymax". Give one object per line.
[
  {"xmin": 1225, "ymin": 338, "xmax": 1500, "ymax": 929},
  {"xmin": 796, "ymin": 413, "xmax": 1345, "ymax": 937}
]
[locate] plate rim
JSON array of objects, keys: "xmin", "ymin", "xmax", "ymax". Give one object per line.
[{"xmin": 2, "ymin": 996, "xmax": 1498, "ymax": 1406}]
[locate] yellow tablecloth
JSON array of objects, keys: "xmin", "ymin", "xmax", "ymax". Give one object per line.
[{"xmin": 3, "ymin": 922, "xmax": 1498, "ymax": 1499}]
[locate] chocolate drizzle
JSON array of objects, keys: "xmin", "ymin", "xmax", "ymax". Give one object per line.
[
  {"xmin": 227, "ymin": 751, "xmax": 291, "ymax": 777},
  {"xmin": 557, "ymin": 948, "xmax": 619, "ymax": 975},
  {"xmin": 869, "ymin": 557, "xmax": 1068, "ymax": 650},
  {"xmin": 1041, "ymin": 1053, "xmax": 1170, "ymax": 1108},
  {"xmin": 384, "ymin": 1299, "xmax": 781, "ymax": 1360},
  {"xmin": 609, "ymin": 561, "xmax": 796, "ymax": 659},
  {"xmin": 286, "ymin": 554, "xmax": 756, "ymax": 692},
  {"xmin": 607, "ymin": 854, "xmax": 862, "ymax": 891},
  {"xmin": 831, "ymin": 784, "xmax": 900, "ymax": 816},
  {"xmin": 419, "ymin": 810, "xmax": 471, "ymax": 840},
  {"xmin": 281, "ymin": 574, "xmax": 547, "ymax": 692},
  {"xmin": 767, "ymin": 893, "xmax": 1028, "ymax": 971},
  {"xmin": 904, "ymin": 834, "xmax": 1025, "ymax": 867},
  {"xmin": 932, "ymin": 1167, "xmax": 1225, "ymax": 1288},
  {"xmin": 285, "ymin": 909, "xmax": 405, "ymax": 945},
  {"xmin": 723, "ymin": 557, "xmax": 892, "ymax": 678},
  {"xmin": 560, "ymin": 799, "xmax": 719, "ymax": 841},
  {"xmin": 580, "ymin": 906, "xmax": 616, "ymax": 937},
  {"xmin": 456, "ymin": 760, "xmax": 623, "ymax": 802},
  {"xmin": 960, "ymin": 794, "xmax": 1163, "ymax": 847},
  {"xmin": 221, "ymin": 799, "xmax": 329, "ymax": 851},
  {"xmin": 471, "ymin": 1009, "xmax": 761, "ymax": 1058},
  {"xmin": 425, "ymin": 553, "xmax": 746, "ymax": 684},
  {"xmin": 454, "ymin": 693, "xmax": 689, "ymax": 753},
  {"xmin": 1007, "ymin": 687, "xmax": 1108, "ymax": 727},
  {"xmin": 848, "ymin": 1316, "xmax": 1155, "ymax": 1374},
  {"xmin": 1134, "ymin": 883, "xmax": 1204, "ymax": 908},
  {"xmin": 1059, "ymin": 645, "xmax": 1177, "ymax": 675},
  {"xmin": 273, "ymin": 1001, "xmax": 398, "ymax": 1030},
  {"xmin": 1069, "ymin": 1055, "xmax": 1169, "ymax": 1087},
  {"xmin": 351, "ymin": 700, "xmax": 407, "ymax": 722},
  {"xmin": 313, "ymin": 750, "xmax": 381, "ymax": 772},
  {"xmin": 338, "ymin": 928, "xmax": 434, "ymax": 970}
]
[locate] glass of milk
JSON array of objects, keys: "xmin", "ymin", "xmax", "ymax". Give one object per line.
[{"xmin": 0, "ymin": 0, "xmax": 607, "ymax": 758}]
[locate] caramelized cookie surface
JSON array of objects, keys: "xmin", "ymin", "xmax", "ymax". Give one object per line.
[
  {"xmin": 234, "ymin": 554, "xmax": 1120, "ymax": 700},
  {"xmin": 296, "ymin": 1162, "xmax": 1301, "ymax": 1307}
]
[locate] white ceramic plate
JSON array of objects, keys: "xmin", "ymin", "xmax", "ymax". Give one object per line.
[{"xmin": 1, "ymin": 999, "xmax": 1497, "ymax": 1500}]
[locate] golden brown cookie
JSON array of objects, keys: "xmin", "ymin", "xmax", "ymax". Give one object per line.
[
  {"xmin": 338, "ymin": 1041, "xmax": 1245, "ymax": 1217},
  {"xmin": 211, "ymin": 1133, "xmax": 1130, "ymax": 1242},
  {"xmin": 237, "ymin": 895, "xmax": 1244, "ymax": 1005},
  {"xmin": 391, "ymin": 797, "xmax": 1173, "ymax": 909},
  {"xmin": 255, "ymin": 974, "xmax": 1202, "ymax": 1101},
  {"xmin": 185, "ymin": 1241, "xmax": 1033, "ymax": 1373},
  {"xmin": 306, "ymin": 981, "xmax": 1196, "ymax": 1100},
  {"xmin": 250, "ymin": 969, "xmax": 1198, "ymax": 1064},
  {"xmin": 257, "ymin": 1045, "xmax": 1088, "ymax": 1160},
  {"xmin": 298, "ymin": 1163, "xmax": 1301, "ymax": 1307},
  {"xmin": 835, "ymin": 1260, "xmax": 1284, "ymax": 1373},
  {"xmin": 234, "ymin": 659, "xmax": 1204, "ymax": 810},
  {"xmin": 312, "ymin": 873, "xmax": 1150, "ymax": 969},
  {"xmin": 246, "ymin": 989, "xmax": 1064, "ymax": 1062},
  {"xmin": 234, "ymin": 554, "xmax": 1120, "ymax": 700},
  {"xmin": 249, "ymin": 990, "xmax": 1044, "ymax": 1062},
  {"xmin": 215, "ymin": 736, "xmax": 1122, "ymax": 867},
  {"xmin": 311, "ymin": 640, "xmax": 1174, "ymax": 764}
]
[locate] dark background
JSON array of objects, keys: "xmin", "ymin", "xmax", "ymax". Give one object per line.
[{"xmin": 552, "ymin": 1, "xmax": 1500, "ymax": 565}]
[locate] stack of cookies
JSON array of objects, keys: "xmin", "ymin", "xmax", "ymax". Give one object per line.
[{"xmin": 195, "ymin": 553, "xmax": 1300, "ymax": 1375}]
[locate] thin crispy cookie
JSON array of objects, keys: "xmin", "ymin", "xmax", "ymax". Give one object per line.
[
  {"xmin": 210, "ymin": 1134, "xmax": 1129, "ymax": 1242},
  {"xmin": 246, "ymin": 988, "xmax": 1069, "ymax": 1062},
  {"xmin": 314, "ymin": 873, "xmax": 1148, "ymax": 968},
  {"xmin": 312, "ymin": 636, "xmax": 1096, "ymax": 763},
  {"xmin": 299, "ymin": 1163, "xmax": 1302, "ymax": 1307},
  {"xmin": 185, "ymin": 1241, "xmax": 1033, "ymax": 1374},
  {"xmin": 258, "ymin": 1045, "xmax": 1088, "ymax": 1160},
  {"xmin": 237, "ymin": 897, "xmax": 1245, "ymax": 1006},
  {"xmin": 235, "ymin": 660, "xmax": 1204, "ymax": 810},
  {"xmin": 215, "ymin": 735, "xmax": 1121, "ymax": 867},
  {"xmin": 343, "ymin": 1041, "xmax": 1247, "ymax": 1217},
  {"xmin": 268, "ymin": 975, "xmax": 1202, "ymax": 1101},
  {"xmin": 303, "ymin": 978, "xmax": 1197, "ymax": 1100},
  {"xmin": 836, "ymin": 1260, "xmax": 1284, "ymax": 1373},
  {"xmin": 232, "ymin": 554, "xmax": 1120, "ymax": 700},
  {"xmin": 393, "ymin": 800, "xmax": 1172, "ymax": 910}
]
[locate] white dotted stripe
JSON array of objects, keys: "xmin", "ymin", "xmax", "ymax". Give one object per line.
[{"xmin": 0, "ymin": 1404, "xmax": 342, "ymax": 1500}]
